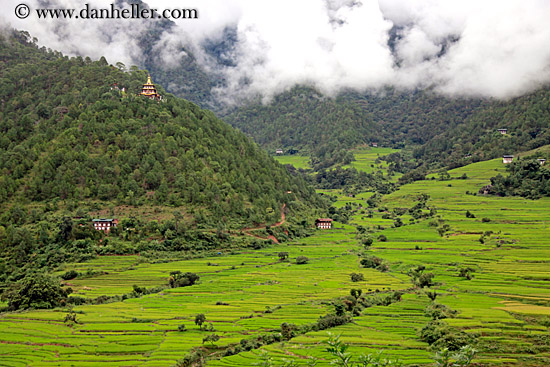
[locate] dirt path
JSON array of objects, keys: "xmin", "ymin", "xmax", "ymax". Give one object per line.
[{"xmin": 242, "ymin": 204, "xmax": 286, "ymax": 244}]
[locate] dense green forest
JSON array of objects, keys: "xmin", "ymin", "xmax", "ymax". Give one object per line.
[
  {"xmin": 220, "ymin": 85, "xmax": 486, "ymax": 169},
  {"xmin": 414, "ymin": 87, "xmax": 550, "ymax": 168},
  {"xmin": 222, "ymin": 87, "xmax": 379, "ymax": 169},
  {"xmin": 0, "ymin": 30, "xmax": 322, "ymax": 222},
  {"xmin": 0, "ymin": 30, "xmax": 325, "ymax": 289},
  {"xmin": 220, "ymin": 85, "xmax": 550, "ymax": 172}
]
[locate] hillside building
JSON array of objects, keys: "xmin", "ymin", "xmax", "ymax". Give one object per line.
[
  {"xmin": 538, "ymin": 158, "xmax": 546, "ymax": 165},
  {"xmin": 498, "ymin": 129, "xmax": 508, "ymax": 135},
  {"xmin": 140, "ymin": 75, "xmax": 161, "ymax": 100},
  {"xmin": 503, "ymin": 155, "xmax": 514, "ymax": 164},
  {"xmin": 315, "ymin": 218, "xmax": 333, "ymax": 229},
  {"xmin": 276, "ymin": 149, "xmax": 284, "ymax": 155},
  {"xmin": 93, "ymin": 218, "xmax": 118, "ymax": 232},
  {"xmin": 372, "ymin": 143, "xmax": 378, "ymax": 147}
]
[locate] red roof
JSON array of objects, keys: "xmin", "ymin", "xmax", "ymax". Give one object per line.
[{"xmin": 316, "ymin": 218, "xmax": 333, "ymax": 222}]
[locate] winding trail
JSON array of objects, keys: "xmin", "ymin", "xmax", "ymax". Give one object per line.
[{"xmin": 242, "ymin": 204, "xmax": 286, "ymax": 244}]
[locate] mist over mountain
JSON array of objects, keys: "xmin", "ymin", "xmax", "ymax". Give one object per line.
[{"xmin": 2, "ymin": 0, "xmax": 550, "ymax": 105}]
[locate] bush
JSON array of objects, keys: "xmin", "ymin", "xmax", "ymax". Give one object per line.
[
  {"xmin": 481, "ymin": 217, "xmax": 491, "ymax": 223},
  {"xmin": 465, "ymin": 210, "xmax": 476, "ymax": 218},
  {"xmin": 425, "ymin": 302, "xmax": 459, "ymax": 320},
  {"xmin": 360, "ymin": 256, "xmax": 388, "ymax": 272},
  {"xmin": 458, "ymin": 267, "xmax": 476, "ymax": 280},
  {"xmin": 360, "ymin": 236, "xmax": 373, "ymax": 248},
  {"xmin": 296, "ymin": 256, "xmax": 309, "ymax": 264},
  {"xmin": 350, "ymin": 273, "xmax": 365, "ymax": 282},
  {"xmin": 169, "ymin": 271, "xmax": 200, "ymax": 288},
  {"xmin": 377, "ymin": 234, "xmax": 387, "ymax": 242},
  {"xmin": 281, "ymin": 322, "xmax": 298, "ymax": 340},
  {"xmin": 61, "ymin": 270, "xmax": 79, "ymax": 280},
  {"xmin": 277, "ymin": 252, "xmax": 289, "ymax": 261},
  {"xmin": 419, "ymin": 320, "xmax": 476, "ymax": 351}
]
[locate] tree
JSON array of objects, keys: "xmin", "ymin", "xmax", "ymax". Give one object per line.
[
  {"xmin": 169, "ymin": 271, "xmax": 200, "ymax": 288},
  {"xmin": 202, "ymin": 333, "xmax": 220, "ymax": 346},
  {"xmin": 350, "ymin": 289, "xmax": 362, "ymax": 299},
  {"xmin": 407, "ymin": 265, "xmax": 436, "ymax": 288},
  {"xmin": 57, "ymin": 216, "xmax": 73, "ymax": 243},
  {"xmin": 195, "ymin": 313, "xmax": 206, "ymax": 330},
  {"xmin": 1, "ymin": 273, "xmax": 66, "ymax": 311},
  {"xmin": 278, "ymin": 252, "xmax": 289, "ymax": 261},
  {"xmin": 360, "ymin": 236, "xmax": 373, "ymax": 249}
]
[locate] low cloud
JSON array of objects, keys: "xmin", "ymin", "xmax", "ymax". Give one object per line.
[{"xmin": 2, "ymin": 0, "xmax": 549, "ymax": 102}]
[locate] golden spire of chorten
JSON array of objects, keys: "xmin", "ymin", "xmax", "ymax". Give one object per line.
[{"xmin": 140, "ymin": 74, "xmax": 160, "ymax": 100}]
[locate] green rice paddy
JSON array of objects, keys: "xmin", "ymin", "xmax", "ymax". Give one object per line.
[{"xmin": 1, "ymin": 154, "xmax": 550, "ymax": 366}]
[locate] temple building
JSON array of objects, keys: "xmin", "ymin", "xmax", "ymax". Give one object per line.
[
  {"xmin": 503, "ymin": 155, "xmax": 514, "ymax": 164},
  {"xmin": 140, "ymin": 75, "xmax": 161, "ymax": 100}
]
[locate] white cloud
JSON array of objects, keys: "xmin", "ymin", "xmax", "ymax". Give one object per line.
[{"xmin": 2, "ymin": 0, "xmax": 549, "ymax": 101}]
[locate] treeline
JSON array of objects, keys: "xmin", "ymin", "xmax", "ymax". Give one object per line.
[{"xmin": 0, "ymin": 30, "xmax": 324, "ymax": 228}]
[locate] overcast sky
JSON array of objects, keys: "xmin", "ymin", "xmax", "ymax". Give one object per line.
[{"xmin": 3, "ymin": 0, "xmax": 550, "ymax": 102}]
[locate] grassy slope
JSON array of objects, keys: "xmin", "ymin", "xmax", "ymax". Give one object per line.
[{"xmin": 1, "ymin": 152, "xmax": 550, "ymax": 366}]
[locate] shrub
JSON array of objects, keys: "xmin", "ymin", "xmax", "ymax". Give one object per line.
[
  {"xmin": 296, "ymin": 256, "xmax": 309, "ymax": 264},
  {"xmin": 61, "ymin": 270, "xmax": 79, "ymax": 280},
  {"xmin": 169, "ymin": 271, "xmax": 200, "ymax": 288},
  {"xmin": 408, "ymin": 265, "xmax": 436, "ymax": 288},
  {"xmin": 425, "ymin": 302, "xmax": 459, "ymax": 320},
  {"xmin": 360, "ymin": 256, "xmax": 388, "ymax": 272},
  {"xmin": 458, "ymin": 267, "xmax": 476, "ymax": 280},
  {"xmin": 350, "ymin": 273, "xmax": 365, "ymax": 282},
  {"xmin": 481, "ymin": 217, "xmax": 491, "ymax": 223},
  {"xmin": 465, "ymin": 210, "xmax": 476, "ymax": 218},
  {"xmin": 277, "ymin": 252, "xmax": 289, "ymax": 261},
  {"xmin": 281, "ymin": 322, "xmax": 298, "ymax": 340},
  {"xmin": 419, "ymin": 320, "xmax": 476, "ymax": 351},
  {"xmin": 377, "ymin": 234, "xmax": 387, "ymax": 242},
  {"xmin": 360, "ymin": 236, "xmax": 373, "ymax": 248}
]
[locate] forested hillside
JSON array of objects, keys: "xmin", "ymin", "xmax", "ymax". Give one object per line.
[
  {"xmin": 222, "ymin": 84, "xmax": 550, "ymax": 171},
  {"xmin": 222, "ymin": 87, "xmax": 378, "ymax": 169},
  {"xmin": 414, "ymin": 87, "xmax": 550, "ymax": 168},
  {"xmin": 0, "ymin": 30, "xmax": 322, "ymax": 225},
  {"xmin": 0, "ymin": 29, "xmax": 328, "ymax": 293}
]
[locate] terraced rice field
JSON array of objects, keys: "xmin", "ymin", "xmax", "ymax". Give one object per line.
[
  {"xmin": 1, "ymin": 155, "xmax": 550, "ymax": 366},
  {"xmin": 273, "ymin": 155, "xmax": 311, "ymax": 170}
]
